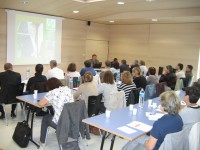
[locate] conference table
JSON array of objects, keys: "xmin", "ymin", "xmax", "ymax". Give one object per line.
[
  {"xmin": 82, "ymin": 90, "xmax": 185, "ymax": 150},
  {"xmin": 16, "ymin": 92, "xmax": 47, "ymax": 149}
]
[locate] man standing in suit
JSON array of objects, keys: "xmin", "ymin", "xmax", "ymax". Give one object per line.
[{"xmin": 0, "ymin": 63, "xmax": 21, "ymax": 118}]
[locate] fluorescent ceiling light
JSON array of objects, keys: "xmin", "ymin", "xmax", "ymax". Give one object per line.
[
  {"xmin": 117, "ymin": 2, "xmax": 125, "ymax": 5},
  {"xmin": 73, "ymin": 10, "xmax": 79, "ymax": 13},
  {"xmin": 73, "ymin": 0, "xmax": 106, "ymax": 3},
  {"xmin": 152, "ymin": 18, "xmax": 158, "ymax": 22}
]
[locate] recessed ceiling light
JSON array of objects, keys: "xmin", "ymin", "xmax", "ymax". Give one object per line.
[
  {"xmin": 73, "ymin": 10, "xmax": 79, "ymax": 13},
  {"xmin": 146, "ymin": 0, "xmax": 155, "ymax": 2},
  {"xmin": 22, "ymin": 1, "xmax": 28, "ymax": 4},
  {"xmin": 152, "ymin": 18, "xmax": 158, "ymax": 22},
  {"xmin": 109, "ymin": 20, "xmax": 115, "ymax": 23},
  {"xmin": 117, "ymin": 2, "xmax": 125, "ymax": 5}
]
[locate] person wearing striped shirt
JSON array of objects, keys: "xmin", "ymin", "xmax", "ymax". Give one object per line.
[{"xmin": 118, "ymin": 71, "xmax": 136, "ymax": 101}]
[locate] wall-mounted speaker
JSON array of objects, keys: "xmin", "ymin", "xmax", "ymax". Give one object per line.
[{"xmin": 87, "ymin": 21, "xmax": 91, "ymax": 26}]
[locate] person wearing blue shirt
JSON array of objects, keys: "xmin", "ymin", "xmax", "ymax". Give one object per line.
[{"xmin": 80, "ymin": 60, "xmax": 96, "ymax": 76}]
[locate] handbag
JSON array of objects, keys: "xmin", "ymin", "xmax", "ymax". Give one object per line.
[{"xmin": 12, "ymin": 120, "xmax": 31, "ymax": 148}]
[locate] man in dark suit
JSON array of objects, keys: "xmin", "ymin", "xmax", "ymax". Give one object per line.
[
  {"xmin": 0, "ymin": 63, "xmax": 21, "ymax": 118},
  {"xmin": 120, "ymin": 59, "xmax": 130, "ymax": 73}
]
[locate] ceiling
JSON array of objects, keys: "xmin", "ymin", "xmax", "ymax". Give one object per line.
[{"xmin": 0, "ymin": 0, "xmax": 200, "ymax": 25}]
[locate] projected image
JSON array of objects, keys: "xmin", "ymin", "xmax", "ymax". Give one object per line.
[{"xmin": 7, "ymin": 10, "xmax": 62, "ymax": 65}]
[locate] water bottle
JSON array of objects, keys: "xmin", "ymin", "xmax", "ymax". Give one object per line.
[
  {"xmin": 116, "ymin": 72, "xmax": 120, "ymax": 82},
  {"xmin": 26, "ymin": 68, "xmax": 30, "ymax": 79},
  {"xmin": 139, "ymin": 88, "xmax": 145, "ymax": 108},
  {"xmin": 77, "ymin": 77, "xmax": 81, "ymax": 87},
  {"xmin": 69, "ymin": 77, "xmax": 73, "ymax": 89}
]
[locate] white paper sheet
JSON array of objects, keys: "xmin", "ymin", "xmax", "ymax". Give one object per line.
[
  {"xmin": 117, "ymin": 126, "xmax": 137, "ymax": 134},
  {"xmin": 147, "ymin": 113, "xmax": 164, "ymax": 121},
  {"xmin": 127, "ymin": 121, "xmax": 152, "ymax": 132}
]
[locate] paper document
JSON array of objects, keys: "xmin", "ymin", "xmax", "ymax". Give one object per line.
[
  {"xmin": 127, "ymin": 121, "xmax": 152, "ymax": 132},
  {"xmin": 147, "ymin": 113, "xmax": 164, "ymax": 121},
  {"xmin": 117, "ymin": 126, "xmax": 137, "ymax": 134}
]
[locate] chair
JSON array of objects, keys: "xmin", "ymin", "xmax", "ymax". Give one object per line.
[
  {"xmin": 127, "ymin": 88, "xmax": 141, "ymax": 106},
  {"xmin": 144, "ymin": 84, "xmax": 156, "ymax": 101},
  {"xmin": 189, "ymin": 122, "xmax": 200, "ymax": 150},
  {"xmin": 0, "ymin": 83, "xmax": 25, "ymax": 125},
  {"xmin": 88, "ymin": 94, "xmax": 102, "ymax": 117},
  {"xmin": 175, "ymin": 78, "xmax": 184, "ymax": 91},
  {"xmin": 155, "ymin": 82, "xmax": 165, "ymax": 97},
  {"xmin": 44, "ymin": 100, "xmax": 90, "ymax": 150}
]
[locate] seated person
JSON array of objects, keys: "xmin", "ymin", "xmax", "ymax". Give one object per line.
[
  {"xmin": 132, "ymin": 67, "xmax": 147, "ymax": 90},
  {"xmin": 98, "ymin": 71, "xmax": 118, "ymax": 111},
  {"xmin": 159, "ymin": 65, "xmax": 177, "ymax": 90},
  {"xmin": 65, "ymin": 63, "xmax": 80, "ymax": 79},
  {"xmin": 26, "ymin": 64, "xmax": 47, "ymax": 93},
  {"xmin": 120, "ymin": 59, "xmax": 130, "ymax": 73},
  {"xmin": 80, "ymin": 60, "xmax": 96, "ymax": 76},
  {"xmin": 146, "ymin": 67, "xmax": 158, "ymax": 85},
  {"xmin": 46, "ymin": 60, "xmax": 64, "ymax": 79},
  {"xmin": 73, "ymin": 72, "xmax": 98, "ymax": 108},
  {"xmin": 38, "ymin": 78, "xmax": 74, "ymax": 145},
  {"xmin": 123, "ymin": 91, "xmax": 183, "ymax": 150},
  {"xmin": 130, "ymin": 60, "xmax": 139, "ymax": 74},
  {"xmin": 179, "ymin": 85, "xmax": 200, "ymax": 129},
  {"xmin": 118, "ymin": 71, "xmax": 136, "ymax": 101},
  {"xmin": 139, "ymin": 60, "xmax": 148, "ymax": 77},
  {"xmin": 185, "ymin": 65, "xmax": 193, "ymax": 87},
  {"xmin": 176, "ymin": 63, "xmax": 185, "ymax": 79},
  {"xmin": 89, "ymin": 54, "xmax": 99, "ymax": 67}
]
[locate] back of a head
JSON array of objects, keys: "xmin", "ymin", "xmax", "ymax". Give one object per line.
[
  {"xmin": 160, "ymin": 91, "xmax": 180, "ymax": 115},
  {"xmin": 121, "ymin": 71, "xmax": 132, "ymax": 84},
  {"xmin": 134, "ymin": 60, "xmax": 139, "ymax": 65},
  {"xmin": 148, "ymin": 67, "xmax": 156, "ymax": 75},
  {"xmin": 185, "ymin": 86, "xmax": 200, "ymax": 104},
  {"xmin": 4, "ymin": 63, "xmax": 13, "ymax": 71},
  {"xmin": 166, "ymin": 65, "xmax": 173, "ymax": 73},
  {"xmin": 83, "ymin": 71, "xmax": 93, "ymax": 83},
  {"xmin": 178, "ymin": 63, "xmax": 183, "ymax": 70},
  {"xmin": 50, "ymin": 60, "xmax": 57, "ymax": 68},
  {"xmin": 140, "ymin": 60, "xmax": 145, "ymax": 66},
  {"xmin": 121, "ymin": 59, "xmax": 127, "ymax": 65},
  {"xmin": 102, "ymin": 70, "xmax": 114, "ymax": 84},
  {"xmin": 187, "ymin": 65, "xmax": 193, "ymax": 71},
  {"xmin": 113, "ymin": 58, "xmax": 118, "ymax": 61},
  {"xmin": 112, "ymin": 61, "xmax": 119, "ymax": 69},
  {"xmin": 105, "ymin": 60, "xmax": 111, "ymax": 67},
  {"xmin": 67, "ymin": 63, "xmax": 76, "ymax": 72},
  {"xmin": 46, "ymin": 77, "xmax": 63, "ymax": 91},
  {"xmin": 35, "ymin": 64, "xmax": 43, "ymax": 74},
  {"xmin": 84, "ymin": 60, "xmax": 91, "ymax": 67}
]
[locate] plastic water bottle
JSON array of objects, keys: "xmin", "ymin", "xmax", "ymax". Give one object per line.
[
  {"xmin": 139, "ymin": 88, "xmax": 145, "ymax": 108},
  {"xmin": 69, "ymin": 77, "xmax": 73, "ymax": 89},
  {"xmin": 77, "ymin": 77, "xmax": 81, "ymax": 87},
  {"xmin": 26, "ymin": 68, "xmax": 30, "ymax": 79},
  {"xmin": 116, "ymin": 72, "xmax": 120, "ymax": 82}
]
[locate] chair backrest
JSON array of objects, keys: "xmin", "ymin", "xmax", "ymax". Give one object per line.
[
  {"xmin": 159, "ymin": 127, "xmax": 191, "ymax": 150},
  {"xmin": 107, "ymin": 91, "xmax": 126, "ymax": 111},
  {"xmin": 155, "ymin": 82, "xmax": 165, "ymax": 97},
  {"xmin": 30, "ymin": 82, "xmax": 46, "ymax": 94},
  {"xmin": 88, "ymin": 94, "xmax": 102, "ymax": 117},
  {"xmin": 189, "ymin": 122, "xmax": 200, "ymax": 150},
  {"xmin": 144, "ymin": 84, "xmax": 156, "ymax": 101},
  {"xmin": 17, "ymin": 83, "xmax": 25, "ymax": 96},
  {"xmin": 127, "ymin": 88, "xmax": 141, "ymax": 106},
  {"xmin": 175, "ymin": 78, "xmax": 184, "ymax": 91}
]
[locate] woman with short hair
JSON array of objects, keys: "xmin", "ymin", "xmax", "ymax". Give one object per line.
[
  {"xmin": 65, "ymin": 63, "xmax": 80, "ymax": 79},
  {"xmin": 146, "ymin": 67, "xmax": 158, "ymax": 85},
  {"xmin": 132, "ymin": 67, "xmax": 147, "ymax": 90},
  {"xmin": 118, "ymin": 71, "xmax": 136, "ymax": 101},
  {"xmin": 73, "ymin": 71, "xmax": 98, "ymax": 108},
  {"xmin": 98, "ymin": 71, "xmax": 118, "ymax": 110}
]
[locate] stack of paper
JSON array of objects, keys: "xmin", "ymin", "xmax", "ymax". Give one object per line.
[
  {"xmin": 127, "ymin": 121, "xmax": 152, "ymax": 132},
  {"xmin": 117, "ymin": 126, "xmax": 137, "ymax": 134}
]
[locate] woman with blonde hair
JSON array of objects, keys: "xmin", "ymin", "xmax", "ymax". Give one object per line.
[
  {"xmin": 132, "ymin": 67, "xmax": 147, "ymax": 90},
  {"xmin": 73, "ymin": 71, "xmax": 98, "ymax": 108},
  {"xmin": 118, "ymin": 71, "xmax": 136, "ymax": 101}
]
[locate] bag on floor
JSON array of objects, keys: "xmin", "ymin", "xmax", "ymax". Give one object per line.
[{"xmin": 12, "ymin": 120, "xmax": 31, "ymax": 148}]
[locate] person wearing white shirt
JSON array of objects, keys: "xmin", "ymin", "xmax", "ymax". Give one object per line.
[
  {"xmin": 176, "ymin": 63, "xmax": 185, "ymax": 79},
  {"xmin": 139, "ymin": 60, "xmax": 148, "ymax": 77},
  {"xmin": 46, "ymin": 60, "xmax": 64, "ymax": 79}
]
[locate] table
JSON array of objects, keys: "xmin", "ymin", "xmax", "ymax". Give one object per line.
[
  {"xmin": 16, "ymin": 92, "xmax": 47, "ymax": 148},
  {"xmin": 82, "ymin": 90, "xmax": 186, "ymax": 150}
]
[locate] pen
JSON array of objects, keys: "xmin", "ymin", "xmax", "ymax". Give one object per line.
[{"xmin": 135, "ymin": 124, "xmax": 140, "ymax": 127}]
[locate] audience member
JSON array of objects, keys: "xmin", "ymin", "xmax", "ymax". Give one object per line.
[
  {"xmin": 185, "ymin": 65, "xmax": 193, "ymax": 86},
  {"xmin": 74, "ymin": 72, "xmax": 98, "ymax": 108},
  {"xmin": 123, "ymin": 91, "xmax": 183, "ymax": 150},
  {"xmin": 132, "ymin": 67, "xmax": 147, "ymax": 90},
  {"xmin": 80, "ymin": 60, "xmax": 96, "ymax": 76},
  {"xmin": 176, "ymin": 63, "xmax": 185, "ymax": 79},
  {"xmin": 139, "ymin": 60, "xmax": 148, "ymax": 77},
  {"xmin": 146, "ymin": 67, "xmax": 158, "ymax": 85},
  {"xmin": 0, "ymin": 63, "xmax": 21, "ymax": 118},
  {"xmin": 130, "ymin": 60, "xmax": 139, "ymax": 73},
  {"xmin": 159, "ymin": 65, "xmax": 177, "ymax": 90},
  {"xmin": 101, "ymin": 60, "xmax": 111, "ymax": 72},
  {"xmin": 26, "ymin": 64, "xmax": 47, "ymax": 93},
  {"xmin": 111, "ymin": 58, "xmax": 118, "ymax": 67},
  {"xmin": 98, "ymin": 71, "xmax": 118, "ymax": 111},
  {"xmin": 46, "ymin": 60, "xmax": 64, "ymax": 79},
  {"xmin": 179, "ymin": 86, "xmax": 200, "ymax": 129},
  {"xmin": 118, "ymin": 71, "xmax": 136, "ymax": 101},
  {"xmin": 90, "ymin": 54, "xmax": 99, "ymax": 67},
  {"xmin": 65, "ymin": 63, "xmax": 80, "ymax": 79},
  {"xmin": 120, "ymin": 59, "xmax": 130, "ymax": 73},
  {"xmin": 38, "ymin": 78, "xmax": 74, "ymax": 144}
]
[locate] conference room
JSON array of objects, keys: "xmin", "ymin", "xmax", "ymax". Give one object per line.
[{"xmin": 0, "ymin": 0, "xmax": 200, "ymax": 150}]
